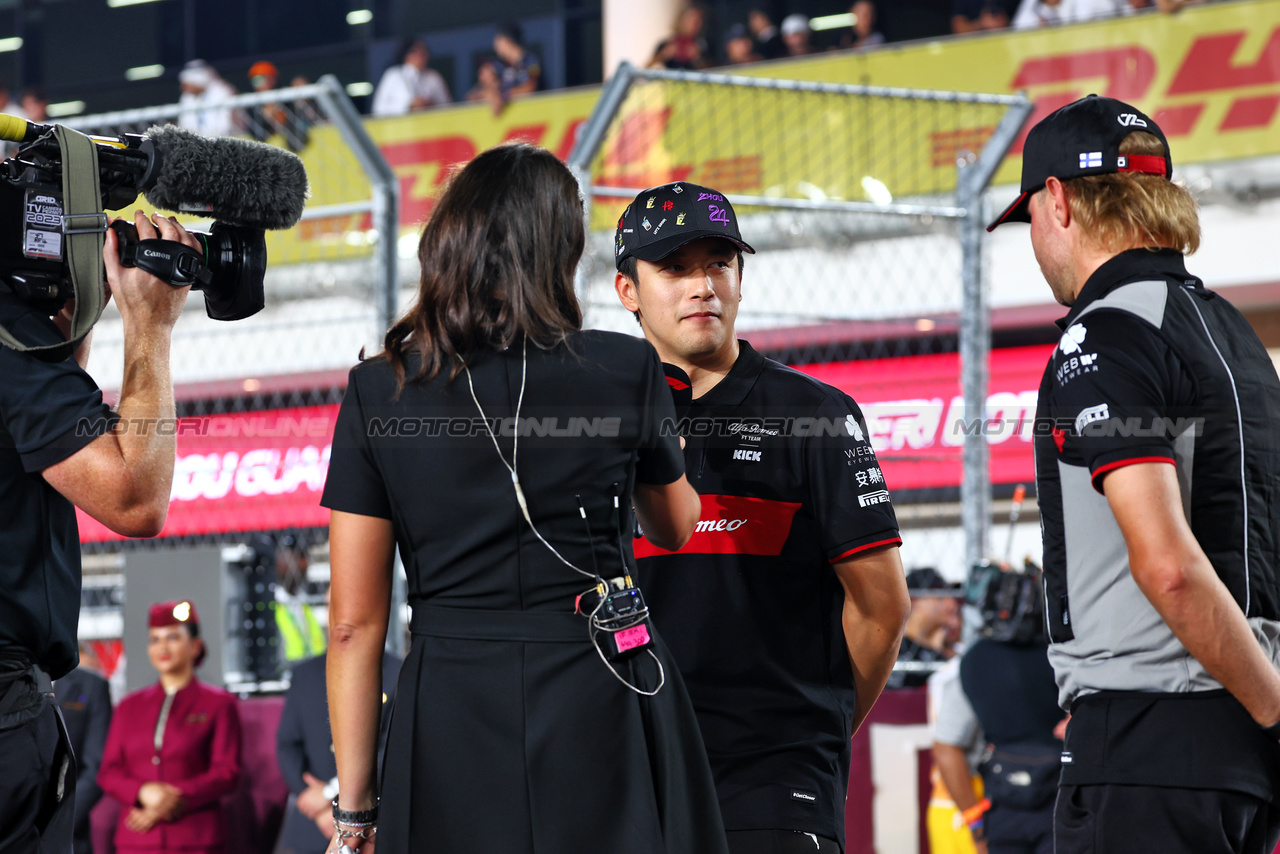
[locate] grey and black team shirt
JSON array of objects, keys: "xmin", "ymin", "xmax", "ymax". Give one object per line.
[
  {"xmin": 633, "ymin": 341, "xmax": 901, "ymax": 845},
  {"xmin": 1035, "ymin": 248, "xmax": 1280, "ymax": 796}
]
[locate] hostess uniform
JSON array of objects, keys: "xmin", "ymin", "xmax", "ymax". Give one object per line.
[
  {"xmin": 988, "ymin": 96, "xmax": 1280, "ymax": 832},
  {"xmin": 97, "ymin": 602, "xmax": 242, "ymax": 853},
  {"xmin": 618, "ymin": 182, "xmax": 902, "ymax": 846}
]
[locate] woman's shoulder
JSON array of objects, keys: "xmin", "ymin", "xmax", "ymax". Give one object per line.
[
  {"xmin": 569, "ymin": 329, "xmax": 657, "ymax": 361},
  {"xmin": 190, "ymin": 679, "xmax": 240, "ymax": 709}
]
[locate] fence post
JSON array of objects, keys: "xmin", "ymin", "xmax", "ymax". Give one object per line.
[{"xmin": 956, "ymin": 97, "xmax": 1035, "ymax": 573}]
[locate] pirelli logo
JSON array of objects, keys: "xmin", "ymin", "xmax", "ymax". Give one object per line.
[{"xmin": 858, "ymin": 490, "xmax": 891, "ymax": 507}]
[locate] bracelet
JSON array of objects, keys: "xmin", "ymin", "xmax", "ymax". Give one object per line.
[
  {"xmin": 336, "ymin": 826, "xmax": 377, "ymax": 841},
  {"xmin": 332, "ymin": 796, "xmax": 378, "ymax": 825},
  {"xmin": 1263, "ymin": 719, "xmax": 1280, "ymax": 741},
  {"xmin": 960, "ymin": 797, "xmax": 991, "ymax": 827}
]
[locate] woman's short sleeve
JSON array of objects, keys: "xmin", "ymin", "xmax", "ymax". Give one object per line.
[
  {"xmin": 635, "ymin": 345, "xmax": 685, "ymax": 486},
  {"xmin": 321, "ymin": 369, "xmax": 393, "ymax": 519}
]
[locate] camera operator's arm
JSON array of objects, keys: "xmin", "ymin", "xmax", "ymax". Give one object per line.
[{"xmin": 41, "ymin": 210, "xmax": 196, "ymax": 537}]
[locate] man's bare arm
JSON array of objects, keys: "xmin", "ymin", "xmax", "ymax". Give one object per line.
[
  {"xmin": 41, "ymin": 211, "xmax": 196, "ymax": 537},
  {"xmin": 1105, "ymin": 462, "xmax": 1280, "ymax": 729},
  {"xmin": 833, "ymin": 544, "xmax": 910, "ymax": 735}
]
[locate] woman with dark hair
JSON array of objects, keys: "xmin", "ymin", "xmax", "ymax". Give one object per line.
[
  {"xmin": 97, "ymin": 601, "xmax": 242, "ymax": 854},
  {"xmin": 321, "ymin": 143, "xmax": 726, "ymax": 853}
]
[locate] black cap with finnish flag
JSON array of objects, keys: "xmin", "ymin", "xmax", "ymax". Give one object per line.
[
  {"xmin": 614, "ymin": 181, "xmax": 755, "ymax": 270},
  {"xmin": 987, "ymin": 94, "xmax": 1172, "ymax": 232}
]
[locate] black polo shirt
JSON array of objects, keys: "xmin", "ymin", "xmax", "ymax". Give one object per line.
[
  {"xmin": 0, "ymin": 294, "xmax": 114, "ymax": 678},
  {"xmin": 1034, "ymin": 249, "xmax": 1280, "ymax": 798},
  {"xmin": 633, "ymin": 341, "xmax": 901, "ymax": 844}
]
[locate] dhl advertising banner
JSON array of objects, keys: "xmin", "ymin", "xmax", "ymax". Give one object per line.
[{"xmin": 279, "ymin": 0, "xmax": 1280, "ymax": 268}]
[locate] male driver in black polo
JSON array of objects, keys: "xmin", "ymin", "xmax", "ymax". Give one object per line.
[
  {"xmin": 988, "ymin": 94, "xmax": 1280, "ymax": 852},
  {"xmin": 614, "ymin": 182, "xmax": 910, "ymax": 854}
]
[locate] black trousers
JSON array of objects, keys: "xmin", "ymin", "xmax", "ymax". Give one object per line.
[
  {"xmin": 0, "ymin": 699, "xmax": 75, "ymax": 854},
  {"xmin": 987, "ymin": 801, "xmax": 1054, "ymax": 854},
  {"xmin": 1055, "ymin": 784, "xmax": 1280, "ymax": 854},
  {"xmin": 726, "ymin": 829, "xmax": 842, "ymax": 853}
]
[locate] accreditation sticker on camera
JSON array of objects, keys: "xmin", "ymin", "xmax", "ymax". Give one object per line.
[{"xmin": 23, "ymin": 190, "xmax": 63, "ymax": 260}]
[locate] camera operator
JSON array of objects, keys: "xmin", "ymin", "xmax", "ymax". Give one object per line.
[{"xmin": 0, "ymin": 209, "xmax": 198, "ymax": 851}]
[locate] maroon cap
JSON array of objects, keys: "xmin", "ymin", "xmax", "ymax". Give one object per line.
[{"xmin": 149, "ymin": 600, "xmax": 200, "ymax": 629}]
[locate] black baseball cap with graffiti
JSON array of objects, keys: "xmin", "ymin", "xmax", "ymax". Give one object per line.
[
  {"xmin": 987, "ymin": 94, "xmax": 1172, "ymax": 231},
  {"xmin": 614, "ymin": 181, "xmax": 756, "ymax": 271}
]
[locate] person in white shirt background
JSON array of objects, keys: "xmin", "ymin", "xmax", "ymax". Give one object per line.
[
  {"xmin": 177, "ymin": 59, "xmax": 237, "ymax": 137},
  {"xmin": 371, "ymin": 38, "xmax": 452, "ymax": 118}
]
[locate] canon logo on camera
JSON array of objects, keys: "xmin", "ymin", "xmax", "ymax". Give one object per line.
[{"xmin": 143, "ymin": 249, "xmax": 171, "ymax": 259}]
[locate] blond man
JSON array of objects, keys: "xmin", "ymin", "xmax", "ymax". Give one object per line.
[{"xmin": 989, "ymin": 94, "xmax": 1280, "ymax": 854}]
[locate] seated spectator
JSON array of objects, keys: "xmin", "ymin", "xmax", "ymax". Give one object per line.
[
  {"xmin": 20, "ymin": 86, "xmax": 47, "ymax": 123},
  {"xmin": 953, "ymin": 0, "xmax": 1020, "ymax": 32},
  {"xmin": 748, "ymin": 8, "xmax": 786, "ymax": 59},
  {"xmin": 886, "ymin": 567, "xmax": 963, "ymax": 689},
  {"xmin": 492, "ymin": 22, "xmax": 542, "ymax": 99},
  {"xmin": 724, "ymin": 23, "xmax": 761, "ymax": 65},
  {"xmin": 841, "ymin": 1, "xmax": 886, "ymax": 49},
  {"xmin": 1013, "ymin": 0, "xmax": 1145, "ymax": 26},
  {"xmin": 781, "ymin": 13, "xmax": 818, "ymax": 56},
  {"xmin": 245, "ymin": 61, "xmax": 309, "ymax": 153},
  {"xmin": 649, "ymin": 5, "xmax": 711, "ymax": 70},
  {"xmin": 467, "ymin": 61, "xmax": 506, "ymax": 115},
  {"xmin": 372, "ymin": 38, "xmax": 451, "ymax": 117},
  {"xmin": 97, "ymin": 601, "xmax": 242, "ymax": 854},
  {"xmin": 178, "ymin": 59, "xmax": 237, "ymax": 137}
]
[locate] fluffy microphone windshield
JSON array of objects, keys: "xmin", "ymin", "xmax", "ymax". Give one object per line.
[{"xmin": 141, "ymin": 124, "xmax": 309, "ymax": 230}]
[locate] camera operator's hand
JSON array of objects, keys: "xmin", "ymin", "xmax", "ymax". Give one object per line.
[{"xmin": 103, "ymin": 210, "xmax": 199, "ymax": 332}]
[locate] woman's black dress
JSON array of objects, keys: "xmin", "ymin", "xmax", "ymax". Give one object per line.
[{"xmin": 321, "ymin": 331, "xmax": 729, "ymax": 854}]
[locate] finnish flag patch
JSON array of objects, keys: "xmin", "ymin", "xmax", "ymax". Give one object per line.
[{"xmin": 1079, "ymin": 151, "xmax": 1102, "ymax": 168}]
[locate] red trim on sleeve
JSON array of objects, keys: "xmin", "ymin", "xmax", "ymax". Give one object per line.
[
  {"xmin": 829, "ymin": 537, "xmax": 903, "ymax": 564},
  {"xmin": 1091, "ymin": 456, "xmax": 1176, "ymax": 493}
]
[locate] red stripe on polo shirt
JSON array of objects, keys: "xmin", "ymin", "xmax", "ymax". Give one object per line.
[
  {"xmin": 634, "ymin": 494, "xmax": 803, "ymax": 558},
  {"xmin": 1091, "ymin": 455, "xmax": 1176, "ymax": 493},
  {"xmin": 829, "ymin": 537, "xmax": 904, "ymax": 564}
]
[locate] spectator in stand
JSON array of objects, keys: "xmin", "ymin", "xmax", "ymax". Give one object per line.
[
  {"xmin": 1012, "ymin": 0, "xmax": 1157, "ymax": 26},
  {"xmin": 953, "ymin": 0, "xmax": 1021, "ymax": 32},
  {"xmin": 649, "ymin": 5, "xmax": 711, "ymax": 70},
  {"xmin": 841, "ymin": 2, "xmax": 886, "ymax": 49},
  {"xmin": 467, "ymin": 61, "xmax": 507, "ymax": 115},
  {"xmin": 749, "ymin": 8, "xmax": 786, "ymax": 59},
  {"xmin": 492, "ymin": 22, "xmax": 542, "ymax": 100},
  {"xmin": 886, "ymin": 567, "xmax": 963, "ymax": 689},
  {"xmin": 781, "ymin": 13, "xmax": 819, "ymax": 56},
  {"xmin": 20, "ymin": 86, "xmax": 47, "ymax": 123},
  {"xmin": 371, "ymin": 38, "xmax": 451, "ymax": 118},
  {"xmin": 724, "ymin": 23, "xmax": 762, "ymax": 65},
  {"xmin": 55, "ymin": 646, "xmax": 113, "ymax": 854},
  {"xmin": 177, "ymin": 60, "xmax": 237, "ymax": 137},
  {"xmin": 97, "ymin": 600, "xmax": 242, "ymax": 854},
  {"xmin": 0, "ymin": 78, "xmax": 26, "ymax": 119},
  {"xmin": 245, "ymin": 61, "xmax": 309, "ymax": 153}
]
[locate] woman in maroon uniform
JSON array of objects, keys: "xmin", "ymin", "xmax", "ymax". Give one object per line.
[{"xmin": 97, "ymin": 601, "xmax": 242, "ymax": 854}]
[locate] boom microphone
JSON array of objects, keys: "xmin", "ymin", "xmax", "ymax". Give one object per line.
[
  {"xmin": 141, "ymin": 124, "xmax": 309, "ymax": 230},
  {"xmin": 0, "ymin": 116, "xmax": 309, "ymax": 230}
]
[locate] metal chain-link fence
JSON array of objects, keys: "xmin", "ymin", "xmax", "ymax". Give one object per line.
[
  {"xmin": 65, "ymin": 74, "xmax": 397, "ymax": 557},
  {"xmin": 568, "ymin": 64, "xmax": 1032, "ymax": 581}
]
